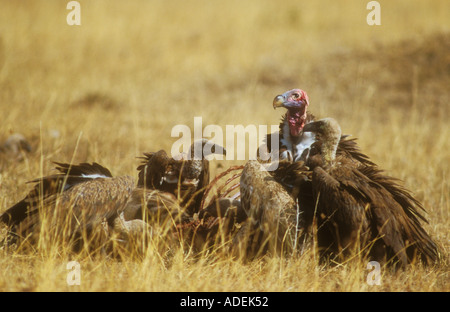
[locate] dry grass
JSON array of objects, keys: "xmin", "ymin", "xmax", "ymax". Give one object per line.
[{"xmin": 0, "ymin": 0, "xmax": 449, "ymax": 291}]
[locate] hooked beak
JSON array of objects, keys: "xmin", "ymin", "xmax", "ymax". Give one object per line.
[
  {"xmin": 273, "ymin": 94, "xmax": 308, "ymax": 110},
  {"xmin": 273, "ymin": 95, "xmax": 285, "ymax": 109}
]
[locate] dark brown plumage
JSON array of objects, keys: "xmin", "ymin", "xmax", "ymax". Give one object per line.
[
  {"xmin": 6, "ymin": 138, "xmax": 227, "ymax": 250},
  {"xmin": 0, "ymin": 140, "xmax": 226, "ymax": 253},
  {"xmin": 245, "ymin": 89, "xmax": 439, "ymax": 266},
  {"xmin": 243, "ymin": 89, "xmax": 376, "ymax": 259},
  {"xmin": 172, "ymin": 164, "xmax": 245, "ymax": 253},
  {"xmin": 0, "ymin": 162, "xmax": 135, "ymax": 250},
  {"xmin": 183, "ymin": 197, "xmax": 246, "ymax": 252},
  {"xmin": 137, "ymin": 150, "xmax": 170, "ymax": 190},
  {"xmin": 300, "ymin": 118, "xmax": 439, "ymax": 267},
  {"xmin": 234, "ymin": 160, "xmax": 310, "ymax": 259},
  {"xmin": 136, "ymin": 139, "xmax": 226, "ymax": 215},
  {"xmin": 199, "ymin": 198, "xmax": 246, "ymax": 224}
]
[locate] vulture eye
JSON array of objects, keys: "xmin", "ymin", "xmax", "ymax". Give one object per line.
[{"xmin": 292, "ymin": 93, "xmax": 300, "ymax": 99}]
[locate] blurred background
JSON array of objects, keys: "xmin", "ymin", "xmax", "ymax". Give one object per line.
[{"xmin": 0, "ymin": 0, "xmax": 448, "ymax": 209}]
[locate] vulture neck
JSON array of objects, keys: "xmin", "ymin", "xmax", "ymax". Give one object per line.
[
  {"xmin": 280, "ymin": 112, "xmax": 313, "ymax": 144},
  {"xmin": 319, "ymin": 134, "xmax": 340, "ymax": 166}
]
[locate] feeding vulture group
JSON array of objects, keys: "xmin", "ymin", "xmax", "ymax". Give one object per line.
[{"xmin": 0, "ymin": 89, "xmax": 440, "ymax": 268}]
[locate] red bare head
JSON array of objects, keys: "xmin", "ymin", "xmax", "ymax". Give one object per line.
[{"xmin": 273, "ymin": 89, "xmax": 310, "ymax": 137}]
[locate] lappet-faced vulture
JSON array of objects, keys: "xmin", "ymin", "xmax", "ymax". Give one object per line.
[
  {"xmin": 298, "ymin": 118, "xmax": 440, "ymax": 267},
  {"xmin": 239, "ymin": 89, "xmax": 375, "ymax": 259},
  {"xmin": 269, "ymin": 89, "xmax": 376, "ymax": 168}
]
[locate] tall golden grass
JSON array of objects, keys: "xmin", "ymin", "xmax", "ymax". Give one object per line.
[{"xmin": 0, "ymin": 0, "xmax": 449, "ymax": 291}]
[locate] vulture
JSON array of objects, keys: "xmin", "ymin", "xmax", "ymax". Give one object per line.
[
  {"xmin": 0, "ymin": 162, "xmax": 136, "ymax": 251},
  {"xmin": 192, "ymin": 165, "xmax": 247, "ymax": 253},
  {"xmin": 238, "ymin": 88, "xmax": 375, "ymax": 259},
  {"xmin": 120, "ymin": 139, "xmax": 228, "ymax": 251},
  {"xmin": 267, "ymin": 88, "xmax": 376, "ymax": 168},
  {"xmin": 233, "ymin": 160, "xmax": 310, "ymax": 259},
  {"xmin": 240, "ymin": 88, "xmax": 439, "ymax": 266},
  {"xmin": 267, "ymin": 89, "xmax": 316, "ymax": 162},
  {"xmin": 295, "ymin": 118, "xmax": 440, "ymax": 267},
  {"xmin": 184, "ymin": 197, "xmax": 246, "ymax": 253},
  {"xmin": 0, "ymin": 139, "xmax": 226, "ymax": 252},
  {"xmin": 135, "ymin": 139, "xmax": 227, "ymax": 216}
]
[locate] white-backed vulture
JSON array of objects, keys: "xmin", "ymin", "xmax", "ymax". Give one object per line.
[
  {"xmin": 233, "ymin": 160, "xmax": 311, "ymax": 259},
  {"xmin": 299, "ymin": 118, "xmax": 440, "ymax": 267},
  {"xmin": 0, "ymin": 162, "xmax": 135, "ymax": 251},
  {"xmin": 172, "ymin": 164, "xmax": 246, "ymax": 253},
  {"xmin": 136, "ymin": 139, "xmax": 226, "ymax": 216},
  {"xmin": 0, "ymin": 139, "xmax": 226, "ymax": 251}
]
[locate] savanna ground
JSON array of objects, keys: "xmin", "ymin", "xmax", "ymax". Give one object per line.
[{"xmin": 0, "ymin": 0, "xmax": 449, "ymax": 292}]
